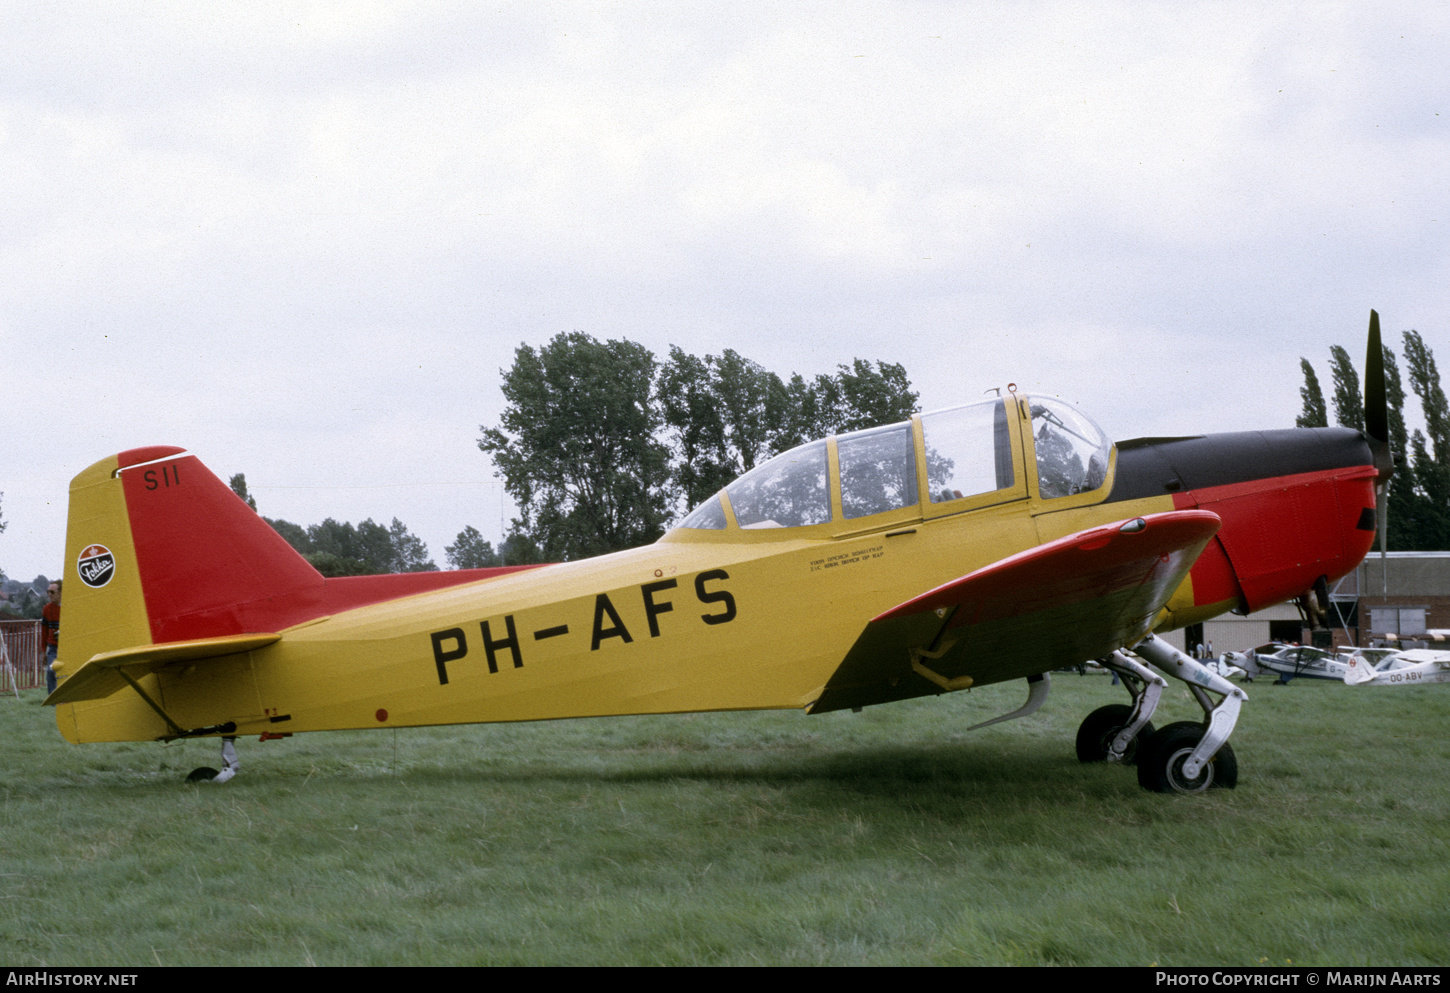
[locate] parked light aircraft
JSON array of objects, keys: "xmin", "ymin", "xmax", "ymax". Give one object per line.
[
  {"xmin": 1343, "ymin": 649, "xmax": 1450, "ymax": 687},
  {"xmin": 47, "ymin": 316, "xmax": 1394, "ymax": 792},
  {"xmin": 1227, "ymin": 644, "xmax": 1353, "ymax": 683}
]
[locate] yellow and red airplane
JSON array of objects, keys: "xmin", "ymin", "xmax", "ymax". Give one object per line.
[{"xmin": 47, "ymin": 316, "xmax": 1393, "ymax": 793}]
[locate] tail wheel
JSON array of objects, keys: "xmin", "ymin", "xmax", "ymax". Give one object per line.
[
  {"xmin": 1136, "ymin": 721, "xmax": 1238, "ymax": 793},
  {"xmin": 1075, "ymin": 704, "xmax": 1154, "ymax": 765}
]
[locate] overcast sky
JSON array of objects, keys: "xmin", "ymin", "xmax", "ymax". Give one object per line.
[{"xmin": 2, "ymin": 2, "xmax": 1447, "ymax": 582}]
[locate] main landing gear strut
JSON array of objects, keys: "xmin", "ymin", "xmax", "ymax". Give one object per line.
[{"xmin": 1078, "ymin": 634, "xmax": 1247, "ymax": 793}]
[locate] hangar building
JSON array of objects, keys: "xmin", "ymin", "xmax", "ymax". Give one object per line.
[{"xmin": 1159, "ymin": 551, "xmax": 1450, "ymax": 656}]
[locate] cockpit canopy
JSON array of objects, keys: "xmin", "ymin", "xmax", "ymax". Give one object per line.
[
  {"xmin": 1026, "ymin": 397, "xmax": 1111, "ymax": 498},
  {"xmin": 675, "ymin": 395, "xmax": 1111, "ymax": 533}
]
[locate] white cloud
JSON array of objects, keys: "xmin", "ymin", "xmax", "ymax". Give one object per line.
[{"xmin": 2, "ymin": 2, "xmax": 1448, "ymax": 579}]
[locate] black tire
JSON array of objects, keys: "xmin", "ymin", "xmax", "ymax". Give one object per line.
[
  {"xmin": 1075, "ymin": 704, "xmax": 1155, "ymax": 765},
  {"xmin": 1136, "ymin": 721, "xmax": 1238, "ymax": 793},
  {"xmin": 1208, "ymin": 741, "xmax": 1237, "ymax": 790},
  {"xmin": 186, "ymin": 767, "xmax": 220, "ymax": 782}
]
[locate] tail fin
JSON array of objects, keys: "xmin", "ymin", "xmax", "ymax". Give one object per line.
[
  {"xmin": 61, "ymin": 446, "xmax": 324, "ymax": 670},
  {"xmin": 61, "ymin": 446, "xmax": 542, "ymax": 670},
  {"xmin": 1342, "ymin": 655, "xmax": 1377, "ymax": 685},
  {"xmin": 55, "ymin": 446, "xmax": 539, "ymax": 741}
]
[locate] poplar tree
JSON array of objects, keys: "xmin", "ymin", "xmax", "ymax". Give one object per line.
[
  {"xmin": 1381, "ymin": 345, "xmax": 1420, "ymax": 551},
  {"xmin": 1296, "ymin": 359, "xmax": 1328, "ymax": 428},
  {"xmin": 1404, "ymin": 330, "xmax": 1449, "ymax": 463},
  {"xmin": 1329, "ymin": 345, "xmax": 1364, "ymax": 432},
  {"xmin": 1403, "ymin": 330, "xmax": 1450, "ymax": 548},
  {"xmin": 1296, "ymin": 330, "xmax": 1449, "ymax": 550}
]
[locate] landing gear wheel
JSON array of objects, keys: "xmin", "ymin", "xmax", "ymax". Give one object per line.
[
  {"xmin": 1136, "ymin": 721, "xmax": 1238, "ymax": 793},
  {"xmin": 1075, "ymin": 704, "xmax": 1154, "ymax": 764},
  {"xmin": 185, "ymin": 737, "xmax": 239, "ymax": 784},
  {"xmin": 1207, "ymin": 741, "xmax": 1237, "ymax": 789}
]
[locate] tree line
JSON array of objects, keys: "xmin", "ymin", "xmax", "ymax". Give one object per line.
[
  {"xmin": 1296, "ymin": 328, "xmax": 1449, "ymax": 550},
  {"xmin": 474, "ymin": 333, "xmax": 919, "ymax": 564},
  {"xmin": 233, "ymin": 332, "xmax": 919, "ymax": 573},
  {"xmin": 228, "ymin": 475, "xmax": 438, "ymax": 578}
]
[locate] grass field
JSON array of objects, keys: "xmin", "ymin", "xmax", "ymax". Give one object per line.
[{"xmin": 1, "ymin": 674, "xmax": 1446, "ymax": 966}]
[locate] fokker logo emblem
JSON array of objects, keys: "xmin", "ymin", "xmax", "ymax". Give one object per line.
[{"xmin": 78, "ymin": 544, "xmax": 116, "ymax": 588}]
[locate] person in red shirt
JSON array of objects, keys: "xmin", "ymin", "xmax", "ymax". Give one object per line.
[{"xmin": 40, "ymin": 581, "xmax": 59, "ymax": 695}]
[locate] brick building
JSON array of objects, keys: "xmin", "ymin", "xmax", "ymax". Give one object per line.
[
  {"xmin": 1158, "ymin": 551, "xmax": 1450, "ymax": 656},
  {"xmin": 1348, "ymin": 551, "xmax": 1450, "ymax": 648}
]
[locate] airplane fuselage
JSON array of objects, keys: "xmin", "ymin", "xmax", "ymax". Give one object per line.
[{"xmin": 54, "ymin": 398, "xmax": 1377, "ymax": 745}]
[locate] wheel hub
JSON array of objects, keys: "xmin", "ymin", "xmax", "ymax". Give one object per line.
[{"xmin": 1165, "ymin": 747, "xmax": 1214, "ymax": 792}]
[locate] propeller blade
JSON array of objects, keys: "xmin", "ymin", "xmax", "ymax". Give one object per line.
[
  {"xmin": 1364, "ymin": 309, "xmax": 1393, "ymax": 480},
  {"xmin": 1364, "ymin": 309, "xmax": 1393, "ymax": 590}
]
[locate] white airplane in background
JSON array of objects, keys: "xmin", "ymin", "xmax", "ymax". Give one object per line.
[
  {"xmin": 1343, "ymin": 649, "xmax": 1450, "ymax": 687},
  {"xmin": 1227, "ymin": 644, "xmax": 1351, "ymax": 683}
]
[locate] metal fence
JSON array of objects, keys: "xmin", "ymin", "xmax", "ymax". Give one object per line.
[{"xmin": 1, "ymin": 620, "xmax": 45, "ymax": 691}]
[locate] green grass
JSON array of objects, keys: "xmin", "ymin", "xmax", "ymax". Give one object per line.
[{"xmin": 1, "ymin": 676, "xmax": 1447, "ymax": 966}]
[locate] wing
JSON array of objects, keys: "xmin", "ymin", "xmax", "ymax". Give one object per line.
[{"xmin": 809, "ymin": 510, "xmax": 1220, "ymax": 714}]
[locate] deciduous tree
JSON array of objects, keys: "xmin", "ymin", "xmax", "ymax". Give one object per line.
[
  {"xmin": 657, "ymin": 348, "xmax": 735, "ymax": 512},
  {"xmin": 257, "ymin": 512, "xmax": 436, "ymax": 574},
  {"xmin": 479, "ymin": 333, "xmax": 672, "ymax": 560},
  {"xmin": 830, "ymin": 359, "xmax": 919, "ymax": 434},
  {"xmin": 388, "ymin": 518, "xmax": 438, "ymax": 572},
  {"xmin": 228, "ymin": 474, "xmax": 258, "ymax": 511},
  {"xmin": 445, "ymin": 526, "xmax": 500, "ymax": 569},
  {"xmin": 658, "ymin": 351, "xmax": 920, "ymax": 519}
]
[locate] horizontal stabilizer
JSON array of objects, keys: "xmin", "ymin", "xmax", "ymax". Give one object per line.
[
  {"xmin": 811, "ymin": 510, "xmax": 1220, "ymax": 713},
  {"xmin": 46, "ymin": 633, "xmax": 280, "ymax": 706}
]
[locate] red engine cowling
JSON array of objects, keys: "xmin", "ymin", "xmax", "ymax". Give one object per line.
[{"xmin": 1179, "ymin": 465, "xmax": 1379, "ymax": 613}]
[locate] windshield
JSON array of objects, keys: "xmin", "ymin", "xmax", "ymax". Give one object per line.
[
  {"xmin": 677, "ymin": 495, "xmax": 727, "ymax": 530},
  {"xmin": 724, "ymin": 440, "xmax": 831, "ymax": 528},
  {"xmin": 1029, "ymin": 397, "xmax": 1110, "ymax": 499},
  {"xmin": 674, "ymin": 396, "xmax": 1036, "ymax": 532}
]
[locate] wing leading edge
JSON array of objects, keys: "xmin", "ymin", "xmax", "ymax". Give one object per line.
[{"xmin": 809, "ymin": 510, "xmax": 1221, "ymax": 714}]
